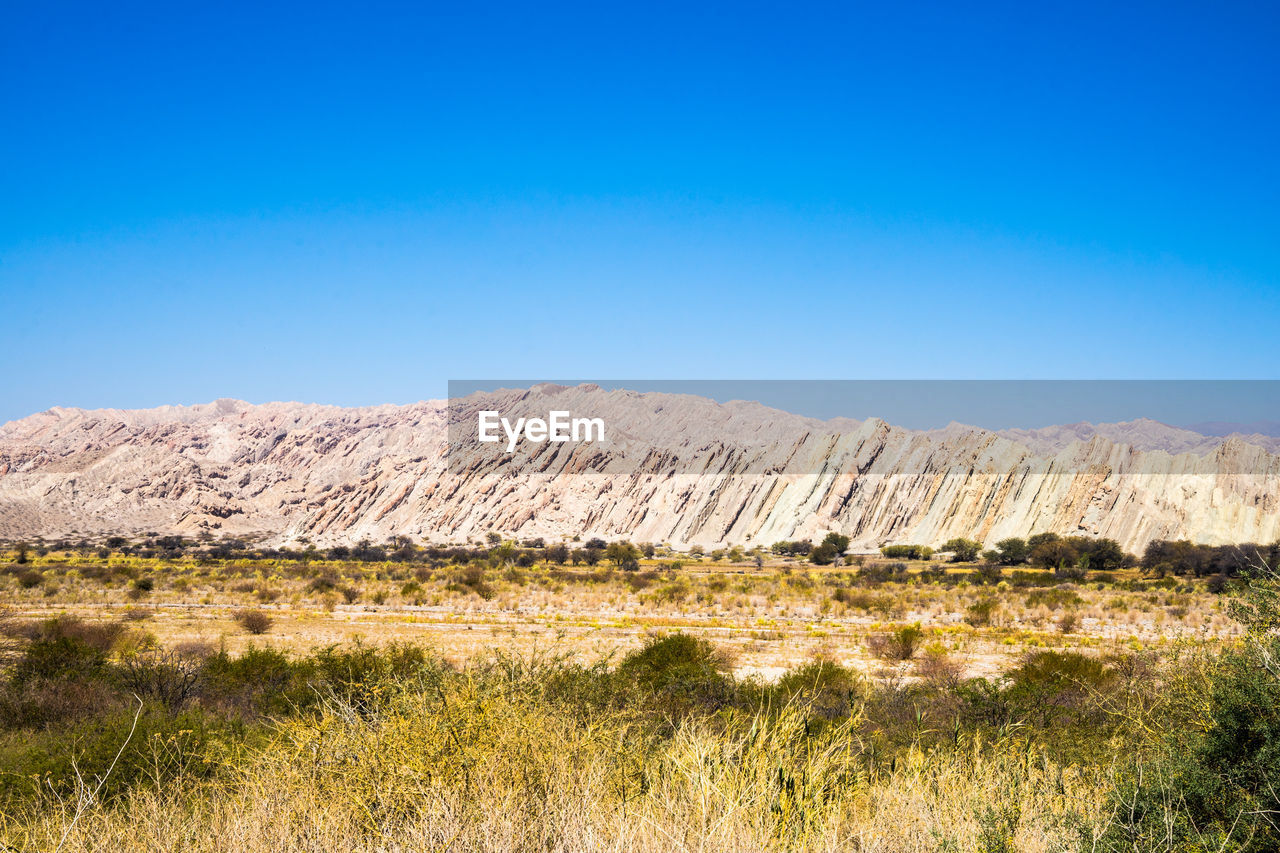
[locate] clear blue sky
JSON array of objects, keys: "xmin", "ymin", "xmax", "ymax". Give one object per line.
[{"xmin": 2, "ymin": 1, "xmax": 1278, "ymax": 425}]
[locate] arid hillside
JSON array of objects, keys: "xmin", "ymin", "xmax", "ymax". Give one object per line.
[{"xmin": 1, "ymin": 385, "xmax": 1277, "ymax": 550}]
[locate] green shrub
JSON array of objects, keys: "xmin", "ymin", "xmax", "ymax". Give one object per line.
[
  {"xmin": 1003, "ymin": 651, "xmax": 1112, "ymax": 728},
  {"xmin": 1097, "ymin": 566, "xmax": 1280, "ymax": 851},
  {"xmin": 0, "ymin": 708, "xmax": 244, "ymax": 813},
  {"xmin": 775, "ymin": 660, "xmax": 863, "ymax": 720},
  {"xmin": 615, "ymin": 633, "xmax": 733, "ymax": 713},
  {"xmin": 1096, "ymin": 642, "xmax": 1280, "ymax": 851},
  {"xmin": 308, "ymin": 642, "xmax": 441, "ymax": 714},
  {"xmin": 200, "ymin": 646, "xmax": 303, "ymax": 715},
  {"xmin": 10, "ymin": 636, "xmax": 110, "ymax": 686}
]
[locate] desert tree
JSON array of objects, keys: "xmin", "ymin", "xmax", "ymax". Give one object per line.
[{"xmin": 940, "ymin": 537, "xmax": 983, "ymax": 563}]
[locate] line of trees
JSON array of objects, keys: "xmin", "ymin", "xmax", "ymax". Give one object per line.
[
  {"xmin": 5, "ymin": 535, "xmax": 667, "ymax": 571},
  {"xmin": 1142, "ymin": 539, "xmax": 1280, "ymax": 578},
  {"xmin": 879, "ymin": 533, "xmax": 1134, "ymax": 575},
  {"xmin": 769, "ymin": 540, "xmax": 813, "ymax": 557},
  {"xmin": 880, "ymin": 544, "xmax": 934, "ymax": 561},
  {"xmin": 876, "ymin": 532, "xmax": 1280, "ymax": 581},
  {"xmin": 13, "ymin": 531, "xmax": 1280, "ymax": 582}
]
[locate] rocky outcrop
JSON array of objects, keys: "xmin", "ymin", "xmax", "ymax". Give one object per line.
[{"xmin": 0, "ymin": 387, "xmax": 1276, "ymax": 552}]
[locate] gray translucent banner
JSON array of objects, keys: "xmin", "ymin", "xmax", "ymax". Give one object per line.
[{"xmin": 445, "ymin": 380, "xmax": 1280, "ymax": 478}]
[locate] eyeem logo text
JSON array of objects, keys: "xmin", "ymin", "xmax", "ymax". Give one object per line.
[{"xmin": 478, "ymin": 410, "xmax": 606, "ymax": 453}]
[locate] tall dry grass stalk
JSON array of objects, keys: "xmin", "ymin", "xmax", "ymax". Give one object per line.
[{"xmin": 2, "ymin": 681, "xmax": 1106, "ymax": 852}]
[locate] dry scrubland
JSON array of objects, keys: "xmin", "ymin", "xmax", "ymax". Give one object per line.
[
  {"xmin": 0, "ymin": 551, "xmax": 1238, "ymax": 680},
  {"xmin": 0, "ymin": 543, "xmax": 1276, "ymax": 851}
]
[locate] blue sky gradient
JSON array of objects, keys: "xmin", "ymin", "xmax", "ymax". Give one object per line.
[{"xmin": 2, "ymin": 1, "xmax": 1278, "ymax": 424}]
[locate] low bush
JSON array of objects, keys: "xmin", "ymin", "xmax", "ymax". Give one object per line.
[
  {"xmin": 832, "ymin": 587, "xmax": 894, "ymax": 614},
  {"xmin": 615, "ymin": 633, "xmax": 734, "ymax": 714},
  {"xmin": 452, "ymin": 565, "xmax": 494, "ymax": 599},
  {"xmin": 775, "ymin": 659, "xmax": 864, "ymax": 721},
  {"xmin": 1023, "ymin": 587, "xmax": 1084, "ymax": 610},
  {"xmin": 867, "ymin": 624, "xmax": 924, "ymax": 661},
  {"xmin": 10, "ymin": 635, "xmax": 111, "ymax": 687},
  {"xmin": 307, "ymin": 574, "xmax": 338, "ymax": 593},
  {"xmin": 965, "ymin": 597, "xmax": 999, "ymax": 626},
  {"xmin": 1002, "ymin": 650, "xmax": 1113, "ymax": 727},
  {"xmin": 915, "ymin": 645, "xmax": 965, "ymax": 690},
  {"xmin": 0, "ymin": 706, "xmax": 242, "ymax": 813},
  {"xmin": 234, "ymin": 608, "xmax": 273, "ymax": 634},
  {"xmin": 115, "ymin": 647, "xmax": 207, "ymax": 711}
]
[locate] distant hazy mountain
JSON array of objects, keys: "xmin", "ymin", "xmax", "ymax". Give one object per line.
[
  {"xmin": 1186, "ymin": 420, "xmax": 1280, "ymax": 439},
  {"xmin": 992, "ymin": 418, "xmax": 1280, "ymax": 456},
  {"xmin": 1, "ymin": 387, "xmax": 1277, "ymax": 551}
]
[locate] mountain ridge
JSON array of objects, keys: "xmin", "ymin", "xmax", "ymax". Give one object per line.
[{"xmin": 1, "ymin": 389, "xmax": 1277, "ymax": 551}]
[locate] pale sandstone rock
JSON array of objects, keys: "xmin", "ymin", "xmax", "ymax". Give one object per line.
[{"xmin": 0, "ymin": 386, "xmax": 1276, "ymax": 552}]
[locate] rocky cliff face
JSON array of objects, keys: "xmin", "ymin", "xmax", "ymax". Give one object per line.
[{"xmin": 1, "ymin": 386, "xmax": 1276, "ymax": 552}]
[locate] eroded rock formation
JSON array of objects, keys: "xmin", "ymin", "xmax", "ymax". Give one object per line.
[{"xmin": 0, "ymin": 386, "xmax": 1276, "ymax": 552}]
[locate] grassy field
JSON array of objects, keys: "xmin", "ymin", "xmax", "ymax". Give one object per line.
[{"xmin": 0, "ymin": 544, "xmax": 1274, "ymax": 851}]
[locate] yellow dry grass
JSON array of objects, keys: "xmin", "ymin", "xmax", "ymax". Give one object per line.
[{"xmin": 3, "ymin": 686, "xmax": 1105, "ymax": 853}]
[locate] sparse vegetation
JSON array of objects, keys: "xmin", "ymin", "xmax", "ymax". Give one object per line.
[{"xmin": 0, "ymin": 534, "xmax": 1270, "ymax": 850}]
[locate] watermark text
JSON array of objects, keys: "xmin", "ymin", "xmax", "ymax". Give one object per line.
[{"xmin": 477, "ymin": 410, "xmax": 606, "ymax": 453}]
